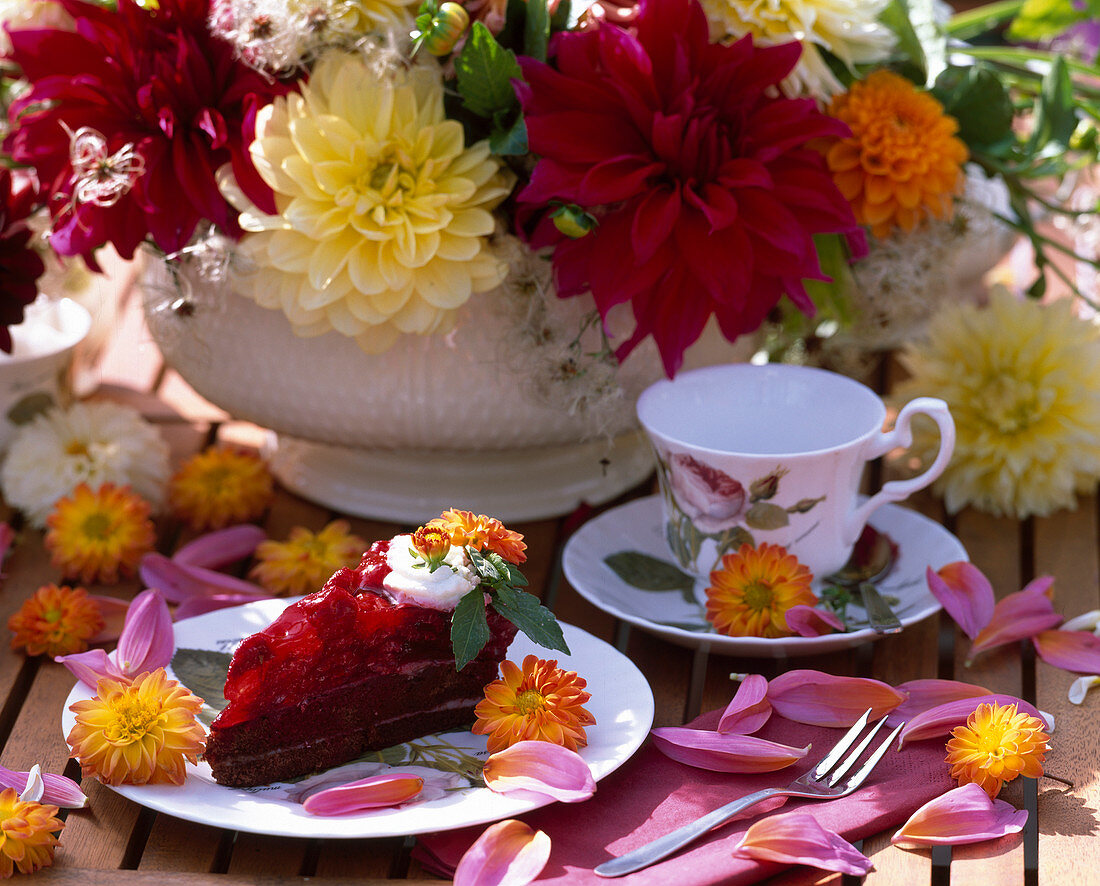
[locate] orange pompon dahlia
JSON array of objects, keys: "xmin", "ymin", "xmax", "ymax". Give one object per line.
[
  {"xmin": 429, "ymin": 509, "xmax": 527, "ymax": 564},
  {"xmin": 249, "ymin": 520, "xmax": 366, "ymax": 596},
  {"xmin": 472, "ymin": 655, "xmax": 595, "ymax": 753},
  {"xmin": 169, "ymin": 447, "xmax": 274, "ymax": 530},
  {"xmin": 945, "ymin": 701, "xmax": 1049, "ymax": 798},
  {"xmin": 45, "ymin": 483, "xmax": 155, "ymax": 584},
  {"xmin": 8, "ymin": 583, "xmax": 104, "ymax": 657},
  {"xmin": 0, "ymin": 788, "xmax": 63, "ymax": 878},
  {"xmin": 66, "ymin": 668, "xmax": 206, "ymax": 786},
  {"xmin": 823, "ymin": 69, "xmax": 968, "ymax": 239},
  {"xmin": 705, "ymin": 543, "xmax": 816, "ymax": 638}
]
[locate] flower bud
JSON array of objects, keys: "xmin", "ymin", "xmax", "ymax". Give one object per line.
[
  {"xmin": 749, "ymin": 468, "xmax": 787, "ymax": 501},
  {"xmin": 410, "ymin": 525, "xmax": 451, "ymax": 571},
  {"xmin": 418, "ymin": 1, "xmax": 470, "ymax": 57},
  {"xmin": 550, "ymin": 203, "xmax": 597, "ymax": 238}
]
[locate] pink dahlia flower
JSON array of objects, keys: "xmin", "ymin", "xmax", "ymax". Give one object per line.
[
  {"xmin": 3, "ymin": 0, "xmax": 293, "ymax": 266},
  {"xmin": 516, "ymin": 0, "xmax": 866, "ymax": 375}
]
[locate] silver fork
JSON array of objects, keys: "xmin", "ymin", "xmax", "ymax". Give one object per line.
[{"xmin": 593, "ymin": 708, "xmax": 905, "ymax": 878}]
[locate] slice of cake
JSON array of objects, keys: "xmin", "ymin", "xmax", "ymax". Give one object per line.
[{"xmin": 203, "ymin": 511, "xmax": 566, "ymax": 787}]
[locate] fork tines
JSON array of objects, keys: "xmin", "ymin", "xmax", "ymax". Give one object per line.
[{"xmin": 811, "ymin": 707, "xmax": 905, "ymax": 791}]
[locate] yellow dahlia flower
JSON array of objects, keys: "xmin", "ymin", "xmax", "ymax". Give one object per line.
[
  {"xmin": 705, "ymin": 542, "xmax": 816, "ymax": 638},
  {"xmin": 169, "ymin": 447, "xmax": 274, "ymax": 530},
  {"xmin": 237, "ymin": 50, "xmax": 514, "ymax": 352},
  {"xmin": 67, "ymin": 668, "xmax": 206, "ymax": 786},
  {"xmin": 945, "ymin": 702, "xmax": 1048, "ymax": 798},
  {"xmin": 250, "ymin": 519, "xmax": 366, "ymax": 596},
  {"xmin": 0, "ymin": 788, "xmax": 63, "ymax": 878},
  {"xmin": 896, "ymin": 288, "xmax": 1100, "ymax": 518},
  {"xmin": 699, "ymin": 0, "xmax": 895, "ymax": 98}
]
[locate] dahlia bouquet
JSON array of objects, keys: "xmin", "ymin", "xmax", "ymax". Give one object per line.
[{"xmin": 0, "ymin": 0, "xmax": 1097, "ymax": 378}]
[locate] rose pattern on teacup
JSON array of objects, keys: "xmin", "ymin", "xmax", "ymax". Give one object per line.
[{"xmin": 655, "ymin": 449, "xmax": 825, "ymax": 576}]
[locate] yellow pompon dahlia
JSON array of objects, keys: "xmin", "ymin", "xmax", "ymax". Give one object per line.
[
  {"xmin": 896, "ymin": 287, "xmax": 1100, "ymax": 518},
  {"xmin": 429, "ymin": 509, "xmax": 527, "ymax": 564},
  {"xmin": 45, "ymin": 483, "xmax": 155, "ymax": 584},
  {"xmin": 824, "ymin": 69, "xmax": 968, "ymax": 239},
  {"xmin": 0, "ymin": 788, "xmax": 63, "ymax": 878},
  {"xmin": 699, "ymin": 0, "xmax": 895, "ymax": 98},
  {"xmin": 8, "ymin": 584, "xmax": 104, "ymax": 657},
  {"xmin": 249, "ymin": 520, "xmax": 366, "ymax": 596},
  {"xmin": 705, "ymin": 543, "xmax": 816, "ymax": 638},
  {"xmin": 169, "ymin": 447, "xmax": 274, "ymax": 530},
  {"xmin": 235, "ymin": 49, "xmax": 514, "ymax": 352},
  {"xmin": 945, "ymin": 702, "xmax": 1048, "ymax": 798},
  {"xmin": 66, "ymin": 668, "xmax": 206, "ymax": 786},
  {"xmin": 472, "ymin": 654, "xmax": 596, "ymax": 753}
]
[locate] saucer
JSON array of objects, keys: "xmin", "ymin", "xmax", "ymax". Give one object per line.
[{"xmin": 562, "ymin": 495, "xmax": 966, "ymax": 657}]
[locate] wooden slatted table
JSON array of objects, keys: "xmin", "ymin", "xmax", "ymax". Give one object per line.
[{"xmin": 1, "ymin": 345, "xmax": 1097, "ymax": 885}]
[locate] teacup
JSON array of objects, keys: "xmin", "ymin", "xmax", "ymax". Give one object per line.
[{"xmin": 636, "ymin": 363, "xmax": 955, "ymax": 581}]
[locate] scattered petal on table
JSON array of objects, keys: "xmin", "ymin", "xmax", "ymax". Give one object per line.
[
  {"xmin": 892, "ymin": 782, "xmax": 1027, "ymax": 848},
  {"xmin": 55, "ymin": 647, "xmax": 125, "ymax": 688},
  {"xmin": 1068, "ymin": 675, "xmax": 1100, "ymax": 705},
  {"xmin": 0, "ymin": 764, "xmax": 87, "ymax": 808},
  {"xmin": 1061, "ymin": 610, "xmax": 1100, "ymax": 636},
  {"xmin": 302, "ymin": 773, "xmax": 424, "ymax": 815},
  {"xmin": 114, "ymin": 589, "xmax": 173, "ymax": 676},
  {"xmin": 927, "ymin": 562, "xmax": 995, "ymax": 640},
  {"xmin": 140, "ymin": 552, "xmax": 269, "ymax": 603},
  {"xmin": 174, "ymin": 593, "xmax": 272, "ymax": 620},
  {"xmin": 650, "ymin": 726, "xmax": 809, "ymax": 773},
  {"xmin": 1033, "ymin": 629, "xmax": 1100, "ymax": 674},
  {"xmin": 453, "ymin": 820, "xmax": 551, "ymax": 886},
  {"xmin": 785, "ymin": 605, "xmax": 844, "ymax": 638},
  {"xmin": 886, "ymin": 678, "xmax": 992, "ymax": 726},
  {"xmin": 87, "ymin": 595, "xmax": 131, "ymax": 643},
  {"xmin": 768, "ymin": 670, "xmax": 905, "ymax": 727},
  {"xmin": 969, "ymin": 580, "xmax": 1062, "ymax": 663},
  {"xmin": 731, "ymin": 812, "xmax": 872, "ymax": 876},
  {"xmin": 482, "ymin": 741, "xmax": 595, "ymax": 803},
  {"xmin": 172, "ymin": 524, "xmax": 267, "ymax": 569},
  {"xmin": 717, "ymin": 673, "xmax": 772, "ymax": 734},
  {"xmin": 899, "ymin": 695, "xmax": 1049, "ymax": 747},
  {"xmin": 18, "ymin": 764, "xmax": 43, "ymax": 802}
]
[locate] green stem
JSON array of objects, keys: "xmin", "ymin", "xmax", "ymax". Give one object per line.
[{"xmin": 945, "ymin": 1, "xmax": 1025, "ymax": 40}]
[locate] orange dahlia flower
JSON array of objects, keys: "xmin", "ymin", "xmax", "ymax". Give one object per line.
[
  {"xmin": 45, "ymin": 483, "xmax": 155, "ymax": 584},
  {"xmin": 8, "ymin": 583, "xmax": 104, "ymax": 658},
  {"xmin": 473, "ymin": 655, "xmax": 595, "ymax": 753},
  {"xmin": 429, "ymin": 509, "xmax": 527, "ymax": 565},
  {"xmin": 945, "ymin": 701, "xmax": 1048, "ymax": 798},
  {"xmin": 67, "ymin": 668, "xmax": 206, "ymax": 786},
  {"xmin": 824, "ymin": 69, "xmax": 968, "ymax": 239},
  {"xmin": 0, "ymin": 788, "xmax": 62, "ymax": 878},
  {"xmin": 705, "ymin": 543, "xmax": 816, "ymax": 638},
  {"xmin": 170, "ymin": 446, "xmax": 274, "ymax": 530}
]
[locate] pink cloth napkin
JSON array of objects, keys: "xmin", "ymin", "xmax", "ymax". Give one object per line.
[{"xmin": 413, "ymin": 710, "xmax": 956, "ymax": 884}]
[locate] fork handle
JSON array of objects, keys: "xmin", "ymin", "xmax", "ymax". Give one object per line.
[{"xmin": 592, "ymin": 787, "xmax": 786, "ymax": 878}]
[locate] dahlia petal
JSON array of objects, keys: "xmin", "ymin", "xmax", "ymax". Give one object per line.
[
  {"xmin": 717, "ymin": 674, "xmax": 772, "ymax": 735},
  {"xmin": 0, "ymin": 764, "xmax": 86, "ymax": 808},
  {"xmin": 55, "ymin": 648, "xmax": 126, "ymax": 689},
  {"xmin": 173, "ymin": 593, "xmax": 273, "ymax": 621},
  {"xmin": 899, "ymin": 695, "xmax": 1049, "ymax": 747},
  {"xmin": 301, "ymin": 773, "xmax": 424, "ymax": 815},
  {"xmin": 731, "ymin": 813, "xmax": 872, "ymax": 876},
  {"xmin": 1062, "ymin": 610, "xmax": 1100, "ymax": 634},
  {"xmin": 650, "ymin": 727, "xmax": 808, "ymax": 773},
  {"xmin": 140, "ymin": 552, "xmax": 269, "ymax": 603},
  {"xmin": 887, "ymin": 679, "xmax": 992, "ymax": 726},
  {"xmin": 453, "ymin": 820, "xmax": 551, "ymax": 886},
  {"xmin": 1068, "ymin": 675, "xmax": 1100, "ymax": 705},
  {"xmin": 892, "ymin": 783, "xmax": 1027, "ymax": 848},
  {"xmin": 482, "ymin": 741, "xmax": 596, "ymax": 803},
  {"xmin": 115, "ymin": 589, "xmax": 173, "ymax": 677},
  {"xmin": 1033, "ymin": 629, "xmax": 1100, "ymax": 674},
  {"xmin": 785, "ymin": 605, "xmax": 845, "ymax": 637},
  {"xmin": 969, "ymin": 585, "xmax": 1063, "ymax": 662},
  {"xmin": 767, "ymin": 670, "xmax": 905, "ymax": 727},
  {"xmin": 88, "ymin": 595, "xmax": 132, "ymax": 643},
  {"xmin": 172, "ymin": 525, "xmax": 267, "ymax": 569},
  {"xmin": 926, "ymin": 562, "xmax": 996, "ymax": 640}
]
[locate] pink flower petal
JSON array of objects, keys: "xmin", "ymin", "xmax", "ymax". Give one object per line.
[
  {"xmin": 174, "ymin": 593, "xmax": 272, "ymax": 620},
  {"xmin": 767, "ymin": 670, "xmax": 905, "ymax": 727},
  {"xmin": 0, "ymin": 764, "xmax": 88, "ymax": 808},
  {"xmin": 301, "ymin": 773, "xmax": 424, "ymax": 815},
  {"xmin": 453, "ymin": 820, "xmax": 551, "ymax": 886},
  {"xmin": 717, "ymin": 674, "xmax": 772, "ymax": 734},
  {"xmin": 886, "ymin": 679, "xmax": 992, "ymax": 726},
  {"xmin": 892, "ymin": 783, "xmax": 1027, "ymax": 848},
  {"xmin": 969, "ymin": 584, "xmax": 1063, "ymax": 662},
  {"xmin": 785, "ymin": 605, "xmax": 844, "ymax": 637},
  {"xmin": 899, "ymin": 695, "xmax": 1049, "ymax": 747},
  {"xmin": 926, "ymin": 562, "xmax": 995, "ymax": 640},
  {"xmin": 482, "ymin": 741, "xmax": 596, "ymax": 804},
  {"xmin": 650, "ymin": 727, "xmax": 809, "ymax": 773},
  {"xmin": 173, "ymin": 524, "xmax": 267, "ymax": 569},
  {"xmin": 1033, "ymin": 629, "xmax": 1100, "ymax": 674},
  {"xmin": 731, "ymin": 812, "xmax": 872, "ymax": 876},
  {"xmin": 115, "ymin": 589, "xmax": 173, "ymax": 677},
  {"xmin": 141, "ymin": 552, "xmax": 269, "ymax": 602},
  {"xmin": 87, "ymin": 594, "xmax": 132, "ymax": 643},
  {"xmin": 55, "ymin": 647, "xmax": 125, "ymax": 689}
]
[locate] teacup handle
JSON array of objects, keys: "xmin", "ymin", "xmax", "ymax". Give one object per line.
[{"xmin": 843, "ymin": 397, "xmax": 956, "ymax": 546}]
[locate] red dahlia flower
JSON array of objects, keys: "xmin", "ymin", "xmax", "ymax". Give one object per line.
[
  {"xmin": 0, "ymin": 168, "xmax": 46, "ymax": 353},
  {"xmin": 515, "ymin": 0, "xmax": 866, "ymax": 376},
  {"xmin": 3, "ymin": 0, "xmax": 293, "ymax": 266}
]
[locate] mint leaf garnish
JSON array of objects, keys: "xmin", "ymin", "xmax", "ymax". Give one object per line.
[
  {"xmin": 491, "ymin": 585, "xmax": 570, "ymax": 656},
  {"xmin": 451, "ymin": 587, "xmax": 491, "ymax": 671}
]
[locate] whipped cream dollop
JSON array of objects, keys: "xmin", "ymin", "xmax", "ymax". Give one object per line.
[{"xmin": 382, "ymin": 534, "xmax": 480, "ymax": 610}]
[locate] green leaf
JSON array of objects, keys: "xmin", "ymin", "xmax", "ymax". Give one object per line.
[
  {"xmin": 451, "ymin": 588, "xmax": 491, "ymax": 671},
  {"xmin": 524, "ymin": 0, "xmax": 549, "ymax": 61},
  {"xmin": 744, "ymin": 502, "xmax": 790, "ymax": 531},
  {"xmin": 932, "ymin": 65, "xmax": 1016, "ymax": 150},
  {"xmin": 1027, "ymin": 55, "xmax": 1078, "ymax": 157},
  {"xmin": 489, "ymin": 110, "xmax": 528, "ymax": 155},
  {"xmin": 603, "ymin": 551, "xmax": 694, "ymax": 591},
  {"xmin": 171, "ymin": 648, "xmax": 231, "ymax": 712},
  {"xmin": 803, "ymin": 234, "xmax": 856, "ymax": 322},
  {"xmin": 880, "ymin": 0, "xmax": 929, "ymax": 84},
  {"xmin": 454, "ymin": 22, "xmax": 523, "ymax": 119},
  {"xmin": 716, "ymin": 526, "xmax": 755, "ymax": 553},
  {"xmin": 492, "ymin": 585, "xmax": 570, "ymax": 655}
]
